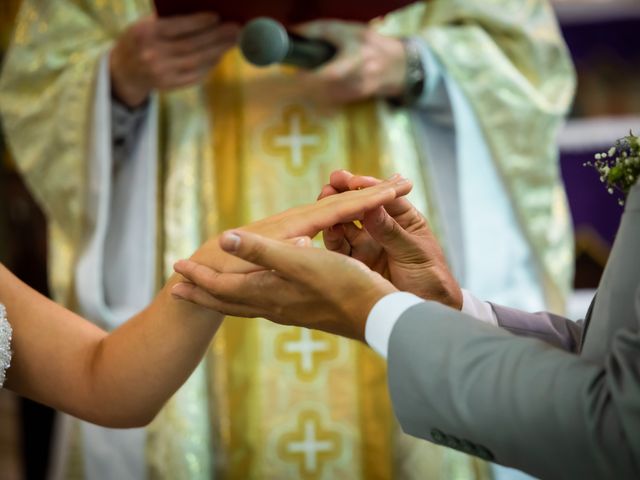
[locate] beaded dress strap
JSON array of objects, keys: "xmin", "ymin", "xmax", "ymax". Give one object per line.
[{"xmin": 0, "ymin": 304, "xmax": 12, "ymax": 388}]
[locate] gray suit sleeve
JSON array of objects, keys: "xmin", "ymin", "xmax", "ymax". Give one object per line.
[
  {"xmin": 490, "ymin": 303, "xmax": 584, "ymax": 352},
  {"xmin": 387, "ymin": 301, "xmax": 640, "ymax": 479}
]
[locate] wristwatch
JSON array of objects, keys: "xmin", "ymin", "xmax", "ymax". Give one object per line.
[{"xmin": 389, "ymin": 37, "xmax": 426, "ymax": 107}]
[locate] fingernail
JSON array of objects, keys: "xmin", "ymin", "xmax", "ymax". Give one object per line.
[
  {"xmin": 394, "ymin": 177, "xmax": 409, "ymax": 185},
  {"xmin": 376, "ymin": 208, "xmax": 386, "ymax": 224},
  {"xmin": 386, "ymin": 173, "xmax": 400, "ymax": 181},
  {"xmin": 220, "ymin": 232, "xmax": 241, "ymax": 252},
  {"xmin": 173, "ymin": 259, "xmax": 186, "ymax": 269},
  {"xmin": 296, "ymin": 237, "xmax": 307, "ymax": 247},
  {"xmin": 171, "ymin": 284, "xmax": 184, "ymax": 299}
]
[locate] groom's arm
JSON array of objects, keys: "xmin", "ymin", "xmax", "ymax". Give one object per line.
[
  {"xmin": 366, "ymin": 291, "xmax": 584, "ymax": 357},
  {"xmin": 490, "ymin": 303, "xmax": 584, "ymax": 352},
  {"xmin": 387, "ymin": 299, "xmax": 638, "ymax": 480}
]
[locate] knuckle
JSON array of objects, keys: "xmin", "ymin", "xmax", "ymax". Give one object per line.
[
  {"xmin": 243, "ymin": 240, "xmax": 265, "ymax": 264},
  {"xmin": 149, "ymin": 62, "xmax": 164, "ymax": 78},
  {"xmin": 140, "ymin": 48, "xmax": 155, "ymax": 64},
  {"xmin": 323, "ymin": 67, "xmax": 343, "ymax": 84},
  {"xmin": 199, "ymin": 268, "xmax": 219, "ymax": 291},
  {"xmin": 356, "ymin": 28, "xmax": 368, "ymax": 42},
  {"xmin": 182, "ymin": 57, "xmax": 198, "ymax": 70}
]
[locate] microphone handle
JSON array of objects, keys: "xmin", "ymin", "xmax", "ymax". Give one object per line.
[{"xmin": 285, "ymin": 33, "xmax": 337, "ymax": 69}]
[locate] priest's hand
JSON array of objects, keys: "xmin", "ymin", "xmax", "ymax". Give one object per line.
[
  {"xmin": 173, "ymin": 231, "xmax": 397, "ymax": 341},
  {"xmin": 319, "ymin": 170, "xmax": 462, "ymax": 310},
  {"xmin": 293, "ymin": 20, "xmax": 407, "ymax": 105},
  {"xmin": 110, "ymin": 13, "xmax": 240, "ymax": 107}
]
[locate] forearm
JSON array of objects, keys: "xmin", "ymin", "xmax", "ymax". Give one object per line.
[
  {"xmin": 2, "ymin": 248, "xmax": 222, "ymax": 427},
  {"xmin": 87, "ymin": 275, "xmax": 222, "ymax": 427}
]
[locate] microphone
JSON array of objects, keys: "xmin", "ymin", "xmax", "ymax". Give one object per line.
[{"xmin": 240, "ymin": 17, "xmax": 337, "ymax": 69}]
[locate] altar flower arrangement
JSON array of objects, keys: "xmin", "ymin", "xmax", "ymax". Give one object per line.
[{"xmin": 585, "ymin": 131, "xmax": 640, "ymax": 206}]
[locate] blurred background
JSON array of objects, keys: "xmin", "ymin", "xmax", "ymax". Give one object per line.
[{"xmin": 1, "ymin": 0, "xmax": 639, "ymax": 478}]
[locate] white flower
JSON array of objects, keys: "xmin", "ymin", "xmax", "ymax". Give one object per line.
[{"xmin": 608, "ymin": 147, "xmax": 617, "ymax": 157}]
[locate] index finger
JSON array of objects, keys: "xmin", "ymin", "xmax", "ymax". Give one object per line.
[
  {"xmin": 157, "ymin": 12, "xmax": 220, "ymax": 39},
  {"xmin": 292, "ymin": 20, "xmax": 361, "ymax": 44}
]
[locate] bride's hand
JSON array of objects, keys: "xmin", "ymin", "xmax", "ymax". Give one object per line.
[{"xmin": 187, "ymin": 174, "xmax": 412, "ymax": 275}]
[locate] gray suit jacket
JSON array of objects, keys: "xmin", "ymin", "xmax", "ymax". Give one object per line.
[{"xmin": 388, "ymin": 181, "xmax": 640, "ymax": 479}]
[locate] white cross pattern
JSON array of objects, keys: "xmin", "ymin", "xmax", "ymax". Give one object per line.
[
  {"xmin": 287, "ymin": 419, "xmax": 334, "ymax": 473},
  {"xmin": 273, "ymin": 111, "xmax": 321, "ymax": 169},
  {"xmin": 283, "ymin": 329, "xmax": 330, "ymax": 374}
]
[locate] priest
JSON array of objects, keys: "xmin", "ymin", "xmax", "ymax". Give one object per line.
[{"xmin": 0, "ymin": 1, "xmax": 575, "ymax": 478}]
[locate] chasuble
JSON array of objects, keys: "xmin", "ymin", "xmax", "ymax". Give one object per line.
[{"xmin": 0, "ymin": 0, "xmax": 575, "ymax": 478}]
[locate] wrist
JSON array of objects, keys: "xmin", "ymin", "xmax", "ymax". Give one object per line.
[
  {"xmin": 352, "ymin": 282, "xmax": 398, "ymax": 342},
  {"xmin": 388, "ymin": 38, "xmax": 425, "ymax": 106},
  {"xmin": 377, "ymin": 36, "xmax": 407, "ymax": 98},
  {"xmin": 109, "ymin": 47, "xmax": 150, "ymax": 108}
]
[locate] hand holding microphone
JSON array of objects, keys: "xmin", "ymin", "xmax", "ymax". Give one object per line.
[
  {"xmin": 240, "ymin": 18, "xmax": 409, "ymax": 105},
  {"xmin": 240, "ymin": 18, "xmax": 337, "ymax": 69}
]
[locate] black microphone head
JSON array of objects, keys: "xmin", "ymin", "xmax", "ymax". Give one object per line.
[{"xmin": 240, "ymin": 17, "xmax": 290, "ymax": 66}]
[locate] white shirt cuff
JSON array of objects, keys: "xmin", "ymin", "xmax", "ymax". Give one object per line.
[
  {"xmin": 365, "ymin": 292, "xmax": 424, "ymax": 359},
  {"xmin": 365, "ymin": 289, "xmax": 498, "ymax": 359},
  {"xmin": 461, "ymin": 289, "xmax": 498, "ymax": 326}
]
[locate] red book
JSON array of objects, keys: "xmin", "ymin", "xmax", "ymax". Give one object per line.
[{"xmin": 154, "ymin": 0, "xmax": 415, "ymax": 25}]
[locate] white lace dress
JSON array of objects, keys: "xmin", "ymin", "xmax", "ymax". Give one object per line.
[{"xmin": 0, "ymin": 304, "xmax": 12, "ymax": 388}]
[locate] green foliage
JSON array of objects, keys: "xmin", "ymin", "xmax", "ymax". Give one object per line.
[{"xmin": 585, "ymin": 131, "xmax": 640, "ymax": 206}]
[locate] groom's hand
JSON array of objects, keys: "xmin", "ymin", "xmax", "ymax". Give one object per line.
[
  {"xmin": 319, "ymin": 170, "xmax": 462, "ymax": 310},
  {"xmin": 173, "ymin": 231, "xmax": 397, "ymax": 341}
]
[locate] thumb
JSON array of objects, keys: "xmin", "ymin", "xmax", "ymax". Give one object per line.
[
  {"xmin": 362, "ymin": 207, "xmax": 423, "ymax": 259},
  {"xmin": 219, "ymin": 230, "xmax": 315, "ymax": 280}
]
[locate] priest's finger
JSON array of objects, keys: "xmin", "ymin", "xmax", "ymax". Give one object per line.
[
  {"xmin": 162, "ymin": 23, "xmax": 240, "ymax": 57},
  {"xmin": 157, "ymin": 12, "xmax": 221, "ymax": 39}
]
